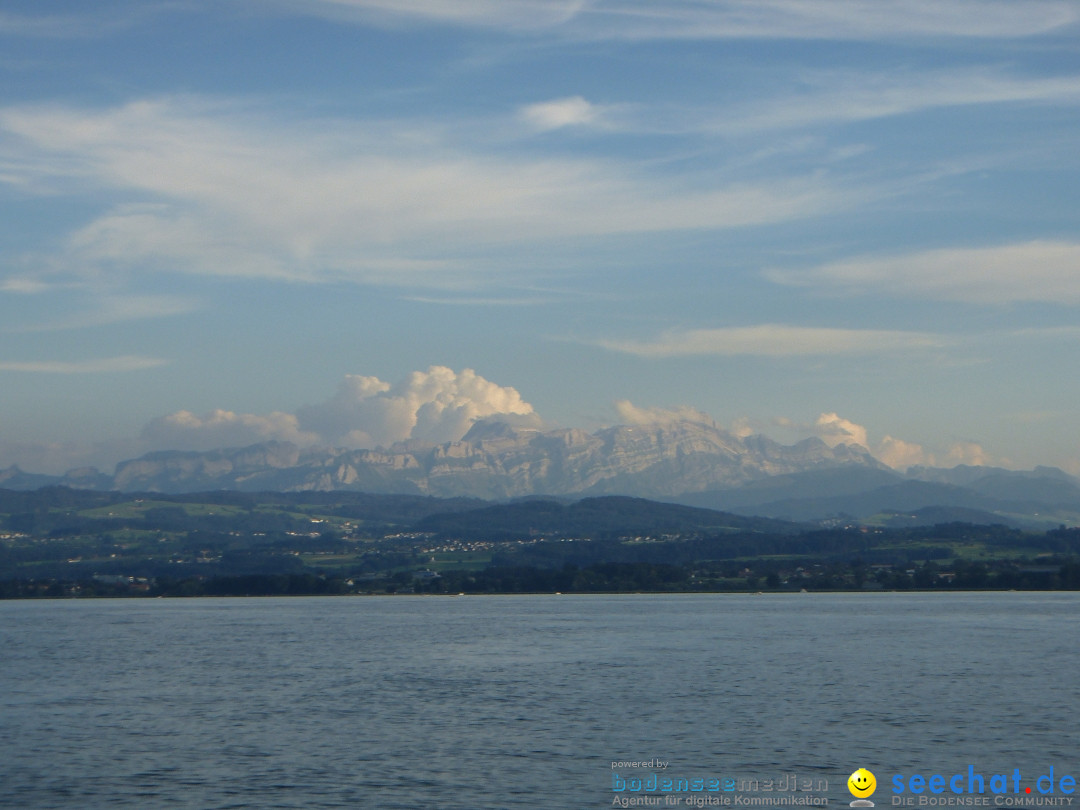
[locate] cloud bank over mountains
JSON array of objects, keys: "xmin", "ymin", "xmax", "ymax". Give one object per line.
[
  {"xmin": 141, "ymin": 366, "xmax": 539, "ymax": 454},
  {"xmin": 811, "ymin": 412, "xmax": 990, "ymax": 470},
  {"xmin": 0, "ymin": 366, "xmax": 990, "ymax": 476},
  {"xmin": 2, "ymin": 0, "xmax": 1079, "ymax": 494}
]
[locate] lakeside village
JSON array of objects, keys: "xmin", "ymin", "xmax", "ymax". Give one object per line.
[
  {"xmin": 4, "ymin": 544, "xmax": 1079, "ymax": 597},
  {"xmin": 3, "ymin": 489, "xmax": 1080, "ymax": 597}
]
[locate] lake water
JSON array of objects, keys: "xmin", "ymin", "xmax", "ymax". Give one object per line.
[{"xmin": 1, "ymin": 593, "xmax": 1078, "ymax": 809}]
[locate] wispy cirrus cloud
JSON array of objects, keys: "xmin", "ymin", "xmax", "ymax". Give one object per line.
[
  {"xmin": 0, "ymin": 10, "xmax": 114, "ymax": 38},
  {"xmin": 5, "ymin": 293, "xmax": 199, "ymax": 333},
  {"xmin": 614, "ymin": 400, "xmax": 717, "ymax": 427},
  {"xmin": 572, "ymin": 0, "xmax": 1080, "ymax": 41},
  {"xmin": 0, "ymin": 355, "xmax": 167, "ymax": 373},
  {"xmin": 0, "ymin": 97, "xmax": 854, "ymax": 288},
  {"xmin": 706, "ymin": 69, "xmax": 1080, "ymax": 135},
  {"xmin": 0, "ymin": 277, "xmax": 53, "ymax": 294},
  {"xmin": 766, "ymin": 241, "xmax": 1080, "ymax": 304},
  {"xmin": 402, "ymin": 294, "xmax": 564, "ymax": 306},
  {"xmin": 510, "ymin": 68, "xmax": 1080, "ymax": 145},
  {"xmin": 0, "ymin": 4, "xmax": 187, "ymax": 39},
  {"xmin": 284, "ymin": 0, "xmax": 587, "ymax": 30},
  {"xmin": 277, "ymin": 0, "xmax": 1080, "ymax": 40},
  {"xmin": 596, "ymin": 324, "xmax": 943, "ymax": 357}
]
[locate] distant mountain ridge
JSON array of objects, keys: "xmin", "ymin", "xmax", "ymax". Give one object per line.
[
  {"xmin": 2, "ymin": 419, "xmax": 1078, "ymax": 528},
  {"xmin": 680, "ymin": 465, "xmax": 1080, "ymax": 528},
  {"xmin": 1, "ymin": 418, "xmax": 885, "ymax": 498}
]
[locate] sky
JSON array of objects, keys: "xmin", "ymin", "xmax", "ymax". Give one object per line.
[{"xmin": 1, "ymin": 0, "xmax": 1080, "ymax": 476}]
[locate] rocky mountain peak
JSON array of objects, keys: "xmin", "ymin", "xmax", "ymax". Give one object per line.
[{"xmin": 46, "ymin": 418, "xmax": 887, "ymax": 496}]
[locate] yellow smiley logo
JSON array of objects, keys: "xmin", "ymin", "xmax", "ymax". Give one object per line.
[{"xmin": 848, "ymin": 768, "xmax": 877, "ymax": 798}]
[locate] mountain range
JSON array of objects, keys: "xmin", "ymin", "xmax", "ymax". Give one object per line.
[{"xmin": 2, "ymin": 419, "xmax": 1078, "ymax": 527}]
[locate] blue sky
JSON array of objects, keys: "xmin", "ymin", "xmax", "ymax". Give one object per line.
[{"xmin": 2, "ymin": 0, "xmax": 1080, "ymax": 475}]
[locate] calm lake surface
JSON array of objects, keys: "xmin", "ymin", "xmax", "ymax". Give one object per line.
[{"xmin": 1, "ymin": 593, "xmax": 1078, "ymax": 809}]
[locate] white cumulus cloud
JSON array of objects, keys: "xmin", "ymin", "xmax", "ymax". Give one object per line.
[
  {"xmin": 140, "ymin": 409, "xmax": 319, "ymax": 452},
  {"xmin": 519, "ymin": 96, "xmax": 601, "ymax": 131},
  {"xmin": 876, "ymin": 435, "xmax": 931, "ymax": 469},
  {"xmin": 873, "ymin": 436, "xmax": 993, "ymax": 470},
  {"xmin": 297, "ymin": 366, "xmax": 537, "ymax": 447},
  {"xmin": 944, "ymin": 441, "xmax": 992, "ymax": 467},
  {"xmin": 141, "ymin": 366, "xmax": 538, "ymax": 453},
  {"xmin": 613, "ymin": 405, "xmax": 997, "ymax": 473},
  {"xmin": 813, "ymin": 412, "xmax": 869, "ymax": 449},
  {"xmin": 810, "ymin": 416, "xmax": 995, "ymax": 470}
]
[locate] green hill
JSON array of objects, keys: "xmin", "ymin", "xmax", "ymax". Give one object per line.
[{"xmin": 415, "ymin": 495, "xmax": 805, "ymax": 539}]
